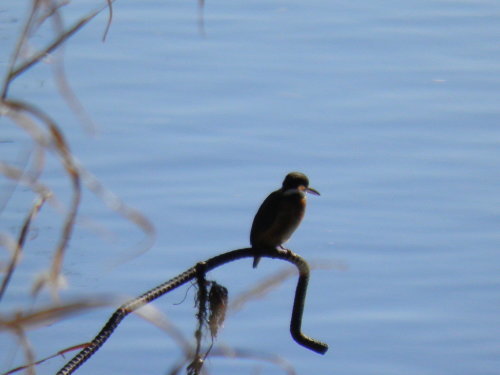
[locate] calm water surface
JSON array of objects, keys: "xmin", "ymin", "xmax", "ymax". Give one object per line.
[{"xmin": 1, "ymin": 1, "xmax": 499, "ymax": 374}]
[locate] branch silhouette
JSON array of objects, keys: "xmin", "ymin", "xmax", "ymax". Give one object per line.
[{"xmin": 56, "ymin": 247, "xmax": 328, "ymax": 375}]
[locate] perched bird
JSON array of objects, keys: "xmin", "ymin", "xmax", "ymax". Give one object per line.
[{"xmin": 250, "ymin": 172, "xmax": 320, "ymax": 268}]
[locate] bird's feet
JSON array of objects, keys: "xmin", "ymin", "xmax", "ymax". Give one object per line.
[{"xmin": 277, "ymin": 246, "xmax": 294, "ymax": 258}]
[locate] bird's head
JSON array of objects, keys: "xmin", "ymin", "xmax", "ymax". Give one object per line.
[{"xmin": 282, "ymin": 172, "xmax": 320, "ymax": 196}]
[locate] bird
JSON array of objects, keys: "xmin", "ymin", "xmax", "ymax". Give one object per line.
[{"xmin": 250, "ymin": 172, "xmax": 320, "ymax": 268}]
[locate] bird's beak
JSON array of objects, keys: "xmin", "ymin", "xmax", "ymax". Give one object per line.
[{"xmin": 306, "ymin": 187, "xmax": 320, "ymax": 196}]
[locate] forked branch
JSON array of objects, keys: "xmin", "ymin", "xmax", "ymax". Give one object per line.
[{"xmin": 56, "ymin": 248, "xmax": 328, "ymax": 375}]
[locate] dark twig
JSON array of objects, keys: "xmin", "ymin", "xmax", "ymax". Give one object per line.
[
  {"xmin": 55, "ymin": 248, "xmax": 328, "ymax": 375},
  {"xmin": 286, "ymin": 254, "xmax": 329, "ymax": 354},
  {"xmin": 187, "ymin": 263, "xmax": 208, "ymax": 374}
]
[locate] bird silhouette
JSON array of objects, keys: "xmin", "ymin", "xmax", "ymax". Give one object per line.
[{"xmin": 250, "ymin": 172, "xmax": 320, "ymax": 268}]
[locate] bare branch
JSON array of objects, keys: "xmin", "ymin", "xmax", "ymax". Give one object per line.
[{"xmin": 56, "ymin": 248, "xmax": 328, "ymax": 375}]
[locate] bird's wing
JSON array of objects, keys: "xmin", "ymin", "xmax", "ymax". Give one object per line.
[{"xmin": 250, "ymin": 190, "xmax": 282, "ymax": 245}]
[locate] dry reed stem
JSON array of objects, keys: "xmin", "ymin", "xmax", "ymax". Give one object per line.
[
  {"xmin": 0, "ymin": 299, "xmax": 110, "ymax": 375},
  {"xmin": 1, "ymin": 1, "xmax": 153, "ymax": 374},
  {"xmin": 0, "ymin": 0, "xmax": 145, "ymax": 298},
  {"xmin": 132, "ymin": 303, "xmax": 193, "ymax": 356},
  {"xmin": 102, "ymin": 0, "xmax": 114, "ymax": 42},
  {"xmin": 209, "ymin": 345, "xmax": 297, "ymax": 375},
  {"xmin": 1, "ymin": 343, "xmax": 90, "ymax": 375},
  {"xmin": 53, "ymin": 51, "xmax": 98, "ymax": 134},
  {"xmin": 3, "ymin": 100, "xmax": 82, "ymax": 298},
  {"xmin": 77, "ymin": 166, "xmax": 156, "ymax": 262},
  {"xmin": 1, "ymin": 0, "xmax": 113, "ymax": 98},
  {"xmin": 0, "ymin": 162, "xmax": 52, "ymax": 202},
  {"xmin": 1, "ymin": 100, "xmax": 155, "ymax": 292},
  {"xmin": 230, "ymin": 260, "xmax": 343, "ymax": 313},
  {"xmin": 14, "ymin": 328, "xmax": 36, "ymax": 375},
  {"xmin": 0, "ymin": 196, "xmax": 46, "ymax": 301},
  {"xmin": 0, "ymin": 299, "xmax": 112, "ymax": 331}
]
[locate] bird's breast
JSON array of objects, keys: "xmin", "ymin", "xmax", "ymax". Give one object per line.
[
  {"xmin": 250, "ymin": 190, "xmax": 307, "ymax": 248},
  {"xmin": 268, "ymin": 194, "xmax": 306, "ymax": 243}
]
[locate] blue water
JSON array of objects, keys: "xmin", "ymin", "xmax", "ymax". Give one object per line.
[{"xmin": 1, "ymin": 1, "xmax": 499, "ymax": 374}]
